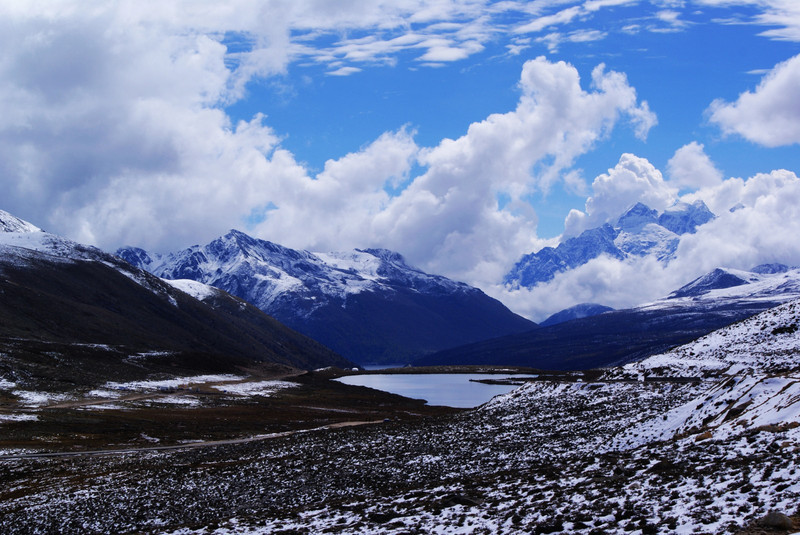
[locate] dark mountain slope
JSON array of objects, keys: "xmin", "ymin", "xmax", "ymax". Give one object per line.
[{"xmin": 0, "ymin": 242, "xmax": 350, "ymax": 372}]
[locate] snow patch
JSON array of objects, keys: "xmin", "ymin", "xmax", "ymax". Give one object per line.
[
  {"xmin": 164, "ymin": 279, "xmax": 220, "ymax": 301},
  {"xmin": 11, "ymin": 390, "xmax": 70, "ymax": 407},
  {"xmin": 0, "ymin": 413, "xmax": 38, "ymax": 423},
  {"xmin": 213, "ymin": 380, "xmax": 297, "ymax": 397},
  {"xmin": 103, "ymin": 374, "xmax": 245, "ymax": 392},
  {"xmin": 0, "ymin": 378, "xmax": 16, "ymax": 390}
]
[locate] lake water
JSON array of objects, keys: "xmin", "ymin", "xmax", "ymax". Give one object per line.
[{"xmin": 334, "ymin": 374, "xmax": 534, "ymax": 408}]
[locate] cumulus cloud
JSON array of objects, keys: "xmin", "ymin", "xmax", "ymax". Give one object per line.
[
  {"xmin": 708, "ymin": 53, "xmax": 800, "ymax": 146},
  {"xmin": 250, "ymin": 128, "xmax": 418, "ymax": 253},
  {"xmin": 666, "ymin": 142, "xmax": 724, "ymax": 189},
  {"xmin": 488, "ymin": 255, "xmax": 681, "ymax": 321},
  {"xmin": 564, "ymin": 153, "xmax": 677, "ymax": 237}
]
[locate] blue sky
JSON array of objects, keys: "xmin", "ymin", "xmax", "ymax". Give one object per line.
[{"xmin": 2, "ymin": 1, "xmax": 800, "ymax": 318}]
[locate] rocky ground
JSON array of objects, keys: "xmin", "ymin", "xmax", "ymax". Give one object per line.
[{"xmin": 2, "ymin": 375, "xmax": 799, "ymax": 534}]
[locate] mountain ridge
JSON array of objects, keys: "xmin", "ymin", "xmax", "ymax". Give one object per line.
[{"xmin": 118, "ymin": 230, "xmax": 536, "ymax": 364}]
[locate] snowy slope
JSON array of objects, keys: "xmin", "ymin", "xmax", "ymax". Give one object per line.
[
  {"xmin": 0, "ymin": 209, "xmax": 41, "ymax": 233},
  {"xmin": 163, "ymin": 279, "xmax": 222, "ymax": 301},
  {"xmin": 625, "ymin": 298, "xmax": 800, "ymax": 377},
  {"xmin": 605, "ymin": 297, "xmax": 800, "ymax": 450}
]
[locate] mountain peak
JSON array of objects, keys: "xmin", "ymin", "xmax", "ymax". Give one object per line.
[
  {"xmin": 359, "ymin": 248, "xmax": 407, "ymax": 266},
  {"xmin": 616, "ymin": 203, "xmax": 658, "ymax": 233},
  {"xmin": 658, "ymin": 200, "xmax": 715, "ymax": 235},
  {"xmin": 0, "ymin": 209, "xmax": 41, "ymax": 234},
  {"xmin": 123, "ymin": 229, "xmax": 535, "ymax": 364},
  {"xmin": 505, "ymin": 200, "xmax": 718, "ymax": 292}
]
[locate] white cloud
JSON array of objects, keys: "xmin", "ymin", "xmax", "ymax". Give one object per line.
[
  {"xmin": 488, "ymin": 254, "xmax": 683, "ymax": 321},
  {"xmin": 708, "ymin": 53, "xmax": 800, "ymax": 146},
  {"xmin": 537, "ymin": 28, "xmax": 608, "ymax": 52},
  {"xmin": 0, "ymin": 2, "xmax": 657, "ymax": 281},
  {"xmin": 756, "ymin": 1, "xmax": 800, "ymax": 41},
  {"xmin": 515, "ymin": 6, "xmax": 583, "ymax": 34},
  {"xmin": 327, "ymin": 66, "xmax": 363, "ymax": 76},
  {"xmin": 250, "ymin": 128, "xmax": 419, "ymax": 253},
  {"xmin": 417, "ymin": 40, "xmax": 485, "ymax": 62},
  {"xmin": 564, "ymin": 153, "xmax": 677, "ymax": 237},
  {"xmin": 584, "ymin": 0, "xmax": 638, "ymax": 12},
  {"xmin": 666, "ymin": 142, "xmax": 724, "ymax": 189}
]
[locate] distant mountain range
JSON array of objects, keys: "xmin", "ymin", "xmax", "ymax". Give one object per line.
[
  {"xmin": 118, "ymin": 231, "xmax": 535, "ymax": 364},
  {"xmin": 0, "ymin": 210, "xmax": 351, "ymax": 386},
  {"xmin": 418, "ymin": 264, "xmax": 800, "ymax": 370},
  {"xmin": 505, "ymin": 200, "xmax": 715, "ymax": 288}
]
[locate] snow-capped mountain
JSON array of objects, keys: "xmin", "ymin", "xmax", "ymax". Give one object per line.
[
  {"xmin": 118, "ymin": 230, "xmax": 535, "ymax": 364},
  {"xmin": 0, "ymin": 210, "xmax": 351, "ymax": 372},
  {"xmin": 118, "ymin": 230, "xmax": 467, "ymax": 316},
  {"xmin": 505, "ymin": 200, "xmax": 715, "ymax": 287},
  {"xmin": 0, "ymin": 209, "xmax": 110, "ymax": 265},
  {"xmin": 654, "ymin": 264, "xmax": 800, "ymax": 307}
]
